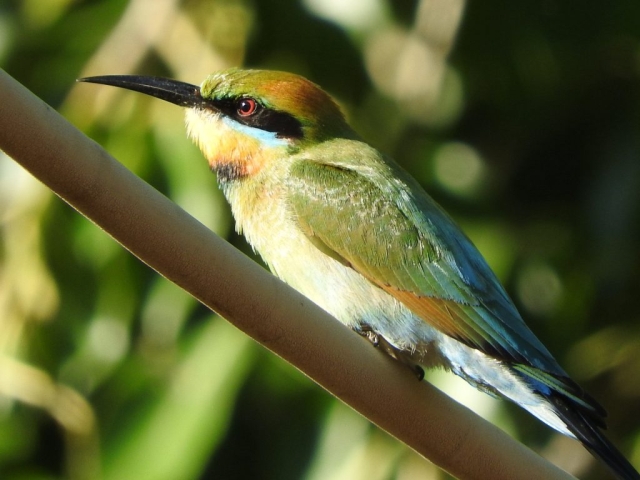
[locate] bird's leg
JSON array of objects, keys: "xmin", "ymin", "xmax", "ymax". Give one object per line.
[{"xmin": 355, "ymin": 324, "xmax": 425, "ymax": 381}]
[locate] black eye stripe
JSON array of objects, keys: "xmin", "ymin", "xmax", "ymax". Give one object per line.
[{"xmin": 210, "ymin": 97, "xmax": 303, "ymax": 139}]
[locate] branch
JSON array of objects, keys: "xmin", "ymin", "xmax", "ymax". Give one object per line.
[{"xmin": 0, "ymin": 68, "xmax": 575, "ymax": 480}]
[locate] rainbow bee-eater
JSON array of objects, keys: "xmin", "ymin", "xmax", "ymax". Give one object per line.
[{"xmin": 79, "ymin": 69, "xmax": 639, "ymax": 480}]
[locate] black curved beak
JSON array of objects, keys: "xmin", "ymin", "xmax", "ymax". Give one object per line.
[{"xmin": 77, "ymin": 75, "xmax": 205, "ymax": 108}]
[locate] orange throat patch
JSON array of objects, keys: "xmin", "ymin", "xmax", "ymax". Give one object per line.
[{"xmin": 185, "ymin": 108, "xmax": 286, "ymax": 181}]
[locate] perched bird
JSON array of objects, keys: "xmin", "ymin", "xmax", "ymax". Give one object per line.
[{"xmin": 79, "ymin": 69, "xmax": 639, "ymax": 479}]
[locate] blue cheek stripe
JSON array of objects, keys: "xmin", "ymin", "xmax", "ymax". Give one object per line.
[{"xmin": 221, "ymin": 116, "xmax": 290, "ymax": 148}]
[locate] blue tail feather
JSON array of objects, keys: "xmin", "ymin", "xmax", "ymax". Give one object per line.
[{"xmin": 516, "ymin": 367, "xmax": 639, "ymax": 480}]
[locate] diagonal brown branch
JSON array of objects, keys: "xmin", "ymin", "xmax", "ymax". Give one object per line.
[{"xmin": 0, "ymin": 68, "xmax": 575, "ymax": 480}]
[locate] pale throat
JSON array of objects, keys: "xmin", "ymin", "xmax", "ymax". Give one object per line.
[{"xmin": 185, "ymin": 108, "xmax": 290, "ymax": 178}]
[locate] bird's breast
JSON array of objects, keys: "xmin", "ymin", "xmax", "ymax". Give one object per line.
[{"xmin": 223, "ymin": 177, "xmax": 443, "ymax": 355}]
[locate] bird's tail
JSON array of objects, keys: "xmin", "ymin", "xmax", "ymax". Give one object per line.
[
  {"xmin": 546, "ymin": 393, "xmax": 640, "ymax": 480},
  {"xmin": 514, "ymin": 365, "xmax": 639, "ymax": 480}
]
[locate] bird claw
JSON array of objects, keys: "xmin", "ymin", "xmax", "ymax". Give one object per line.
[{"xmin": 356, "ymin": 324, "xmax": 424, "ymax": 381}]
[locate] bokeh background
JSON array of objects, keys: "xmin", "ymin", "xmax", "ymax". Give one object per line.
[{"xmin": 1, "ymin": 1, "xmax": 640, "ymax": 479}]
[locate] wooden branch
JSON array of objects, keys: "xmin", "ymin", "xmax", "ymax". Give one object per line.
[{"xmin": 0, "ymin": 68, "xmax": 575, "ymax": 480}]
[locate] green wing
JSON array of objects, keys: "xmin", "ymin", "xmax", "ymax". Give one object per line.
[{"xmin": 285, "ymin": 147, "xmax": 562, "ymax": 374}]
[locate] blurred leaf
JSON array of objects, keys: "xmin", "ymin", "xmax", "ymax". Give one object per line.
[{"xmin": 103, "ymin": 319, "xmax": 255, "ymax": 480}]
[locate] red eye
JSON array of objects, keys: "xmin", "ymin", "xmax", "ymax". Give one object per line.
[{"xmin": 237, "ymin": 98, "xmax": 258, "ymax": 116}]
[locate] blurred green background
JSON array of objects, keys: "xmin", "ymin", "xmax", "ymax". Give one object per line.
[{"xmin": 1, "ymin": 1, "xmax": 640, "ymax": 479}]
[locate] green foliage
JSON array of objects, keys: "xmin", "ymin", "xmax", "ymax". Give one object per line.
[{"xmin": 1, "ymin": 1, "xmax": 639, "ymax": 479}]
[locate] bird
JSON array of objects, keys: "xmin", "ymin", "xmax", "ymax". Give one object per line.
[{"xmin": 79, "ymin": 69, "xmax": 640, "ymax": 479}]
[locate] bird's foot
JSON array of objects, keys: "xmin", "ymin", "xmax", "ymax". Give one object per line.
[
  {"xmin": 357, "ymin": 323, "xmax": 381, "ymax": 347},
  {"xmin": 355, "ymin": 324, "xmax": 425, "ymax": 381}
]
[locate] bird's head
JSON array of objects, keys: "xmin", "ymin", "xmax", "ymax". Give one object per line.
[{"xmin": 79, "ymin": 68, "xmax": 356, "ymax": 181}]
